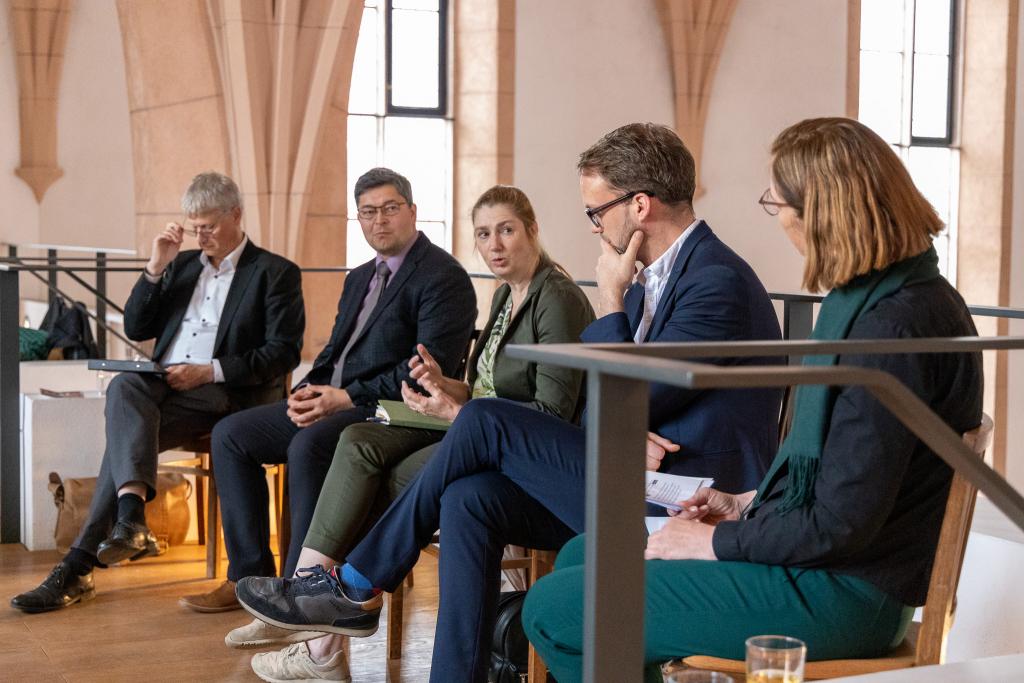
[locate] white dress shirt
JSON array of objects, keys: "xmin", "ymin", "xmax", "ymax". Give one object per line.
[
  {"xmin": 633, "ymin": 220, "xmax": 700, "ymax": 343},
  {"xmin": 149, "ymin": 235, "xmax": 249, "ymax": 382}
]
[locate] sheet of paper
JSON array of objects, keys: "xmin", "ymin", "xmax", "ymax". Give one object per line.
[{"xmin": 645, "ymin": 471, "xmax": 712, "ymax": 512}]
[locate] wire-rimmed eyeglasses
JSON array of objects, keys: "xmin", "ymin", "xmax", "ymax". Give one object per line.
[
  {"xmin": 182, "ymin": 210, "xmax": 226, "ymax": 237},
  {"xmin": 758, "ymin": 188, "xmax": 790, "ymax": 217}
]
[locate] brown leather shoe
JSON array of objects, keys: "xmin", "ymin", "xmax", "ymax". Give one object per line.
[{"xmin": 179, "ymin": 580, "xmax": 241, "ymax": 613}]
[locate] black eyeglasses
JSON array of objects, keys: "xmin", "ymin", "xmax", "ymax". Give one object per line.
[
  {"xmin": 758, "ymin": 188, "xmax": 790, "ymax": 216},
  {"xmin": 584, "ymin": 190, "xmax": 655, "ymax": 228}
]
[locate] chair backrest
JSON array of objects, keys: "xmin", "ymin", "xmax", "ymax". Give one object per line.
[
  {"xmin": 456, "ymin": 328, "xmax": 483, "ymax": 381},
  {"xmin": 914, "ymin": 412, "xmax": 994, "ymax": 666}
]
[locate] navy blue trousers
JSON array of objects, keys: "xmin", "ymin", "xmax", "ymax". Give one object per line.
[
  {"xmin": 212, "ymin": 399, "xmax": 374, "ymax": 581},
  {"xmin": 347, "ymin": 398, "xmax": 581, "ymax": 682}
]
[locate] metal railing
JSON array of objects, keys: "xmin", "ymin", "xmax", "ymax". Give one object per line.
[
  {"xmin": 2, "ymin": 252, "xmax": 1024, "ymax": 546},
  {"xmin": 505, "ymin": 338, "xmax": 1024, "ymax": 683}
]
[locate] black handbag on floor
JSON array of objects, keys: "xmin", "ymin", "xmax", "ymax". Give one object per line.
[{"xmin": 489, "ymin": 590, "xmax": 529, "ymax": 682}]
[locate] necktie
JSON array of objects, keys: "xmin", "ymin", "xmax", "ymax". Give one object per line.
[{"xmin": 331, "ymin": 261, "xmax": 392, "ymax": 387}]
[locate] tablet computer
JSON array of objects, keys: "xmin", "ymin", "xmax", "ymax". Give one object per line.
[{"xmin": 87, "ymin": 359, "xmax": 165, "ymax": 374}]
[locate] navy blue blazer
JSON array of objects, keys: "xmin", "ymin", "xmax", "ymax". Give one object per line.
[
  {"xmin": 300, "ymin": 232, "xmax": 477, "ymax": 407},
  {"xmin": 580, "ymin": 221, "xmax": 783, "ymax": 494}
]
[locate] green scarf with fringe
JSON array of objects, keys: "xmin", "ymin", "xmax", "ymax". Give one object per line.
[{"xmin": 749, "ymin": 246, "xmax": 941, "ymax": 515}]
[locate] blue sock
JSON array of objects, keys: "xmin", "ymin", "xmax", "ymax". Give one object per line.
[{"xmin": 339, "ymin": 563, "xmax": 376, "ymax": 601}]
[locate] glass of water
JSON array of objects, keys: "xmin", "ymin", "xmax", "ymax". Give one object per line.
[{"xmin": 745, "ymin": 635, "xmax": 805, "ymax": 683}]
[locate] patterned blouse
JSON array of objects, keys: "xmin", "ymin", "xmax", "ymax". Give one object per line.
[{"xmin": 471, "ymin": 298, "xmax": 513, "ymax": 399}]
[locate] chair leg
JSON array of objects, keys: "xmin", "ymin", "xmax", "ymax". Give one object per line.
[
  {"xmin": 195, "ymin": 469, "xmax": 206, "ymax": 546},
  {"xmin": 276, "ymin": 466, "xmax": 291, "ymax": 576},
  {"xmin": 528, "ymin": 644, "xmax": 548, "ymax": 683},
  {"xmin": 405, "ymin": 571, "xmax": 414, "ymax": 589},
  {"xmin": 206, "ymin": 473, "xmax": 220, "ymax": 580},
  {"xmin": 387, "ymin": 581, "xmax": 405, "ymax": 661}
]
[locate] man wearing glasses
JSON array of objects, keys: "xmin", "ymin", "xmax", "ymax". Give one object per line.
[
  {"xmin": 11, "ymin": 171, "xmax": 306, "ymax": 613},
  {"xmin": 189, "ymin": 167, "xmax": 476, "ymax": 614}
]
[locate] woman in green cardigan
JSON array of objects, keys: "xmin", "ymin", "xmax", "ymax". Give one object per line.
[{"xmin": 232, "ymin": 185, "xmax": 594, "ymax": 677}]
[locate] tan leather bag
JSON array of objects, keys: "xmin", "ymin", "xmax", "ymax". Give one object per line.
[{"xmin": 48, "ymin": 472, "xmax": 192, "ymax": 554}]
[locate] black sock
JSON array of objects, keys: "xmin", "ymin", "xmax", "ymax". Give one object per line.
[
  {"xmin": 117, "ymin": 492, "xmax": 146, "ymax": 526},
  {"xmin": 64, "ymin": 548, "xmax": 97, "ymax": 575}
]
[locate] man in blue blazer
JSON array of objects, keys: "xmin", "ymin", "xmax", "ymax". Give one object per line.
[
  {"xmin": 184, "ymin": 168, "xmax": 476, "ymax": 612},
  {"xmin": 231, "ymin": 125, "xmax": 783, "ymax": 681}
]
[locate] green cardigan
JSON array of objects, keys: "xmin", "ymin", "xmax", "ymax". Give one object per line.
[{"xmin": 466, "ymin": 264, "xmax": 594, "ymax": 424}]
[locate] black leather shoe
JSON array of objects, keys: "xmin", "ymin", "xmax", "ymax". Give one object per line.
[
  {"xmin": 10, "ymin": 562, "xmax": 95, "ymax": 613},
  {"xmin": 96, "ymin": 519, "xmax": 159, "ymax": 565}
]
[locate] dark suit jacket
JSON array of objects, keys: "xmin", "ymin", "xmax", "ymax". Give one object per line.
[
  {"xmin": 301, "ymin": 232, "xmax": 476, "ymax": 406},
  {"xmin": 580, "ymin": 221, "xmax": 783, "ymax": 494},
  {"xmin": 124, "ymin": 240, "xmax": 305, "ymax": 408}
]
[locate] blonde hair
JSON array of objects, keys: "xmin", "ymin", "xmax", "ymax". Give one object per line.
[
  {"xmin": 471, "ymin": 185, "xmax": 567, "ymax": 276},
  {"xmin": 771, "ymin": 117, "xmax": 943, "ymax": 292}
]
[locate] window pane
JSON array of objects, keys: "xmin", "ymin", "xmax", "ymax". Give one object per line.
[
  {"xmin": 906, "ymin": 145, "xmax": 952, "ymax": 224},
  {"xmin": 859, "ymin": 51, "xmax": 904, "ymax": 144},
  {"xmin": 393, "ymin": 0, "xmax": 439, "ymax": 9},
  {"xmin": 417, "ymin": 221, "xmax": 446, "ymax": 250},
  {"xmin": 390, "ymin": 8, "xmax": 440, "ymax": 109},
  {"xmin": 911, "ymin": 54, "xmax": 950, "ymax": 138},
  {"xmin": 348, "ymin": 115, "xmax": 380, "ymax": 216},
  {"xmin": 346, "ymin": 219, "xmax": 378, "ymax": 267},
  {"xmin": 383, "ymin": 117, "xmax": 448, "ymax": 221},
  {"xmin": 348, "ymin": 8, "xmax": 379, "ymax": 115},
  {"xmin": 914, "ymin": 0, "xmax": 952, "ymax": 55},
  {"xmin": 861, "ymin": 0, "xmax": 906, "ymax": 52},
  {"xmin": 364, "ymin": 0, "xmax": 380, "ymax": 8}
]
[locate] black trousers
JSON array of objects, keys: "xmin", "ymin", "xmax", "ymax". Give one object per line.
[
  {"xmin": 211, "ymin": 399, "xmax": 375, "ymax": 581},
  {"xmin": 73, "ymin": 372, "xmax": 232, "ymax": 556}
]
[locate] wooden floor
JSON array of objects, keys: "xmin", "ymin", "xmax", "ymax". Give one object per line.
[{"xmin": 0, "ymin": 543, "xmax": 437, "ymax": 682}]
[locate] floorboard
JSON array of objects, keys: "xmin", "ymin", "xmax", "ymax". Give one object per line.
[{"xmin": 0, "ymin": 543, "xmax": 436, "ymax": 682}]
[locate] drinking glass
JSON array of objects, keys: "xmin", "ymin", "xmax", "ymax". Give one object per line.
[
  {"xmin": 745, "ymin": 635, "xmax": 806, "ymax": 683},
  {"xmin": 665, "ymin": 671, "xmax": 735, "ymax": 683}
]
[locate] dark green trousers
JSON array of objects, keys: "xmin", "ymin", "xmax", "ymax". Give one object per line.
[
  {"xmin": 522, "ymin": 535, "xmax": 912, "ymax": 683},
  {"xmin": 302, "ymin": 422, "xmax": 444, "ymax": 560}
]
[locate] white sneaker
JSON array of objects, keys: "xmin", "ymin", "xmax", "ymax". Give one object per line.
[
  {"xmin": 251, "ymin": 642, "xmax": 351, "ymax": 682},
  {"xmin": 225, "ymin": 618, "xmax": 322, "ymax": 649}
]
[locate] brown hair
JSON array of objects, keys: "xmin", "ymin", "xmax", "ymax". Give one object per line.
[
  {"xmin": 577, "ymin": 122, "xmax": 696, "ymax": 208},
  {"xmin": 771, "ymin": 117, "xmax": 943, "ymax": 292},
  {"xmin": 471, "ymin": 185, "xmax": 567, "ymax": 276}
]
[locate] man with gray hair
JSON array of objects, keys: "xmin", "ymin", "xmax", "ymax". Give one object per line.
[{"xmin": 11, "ymin": 171, "xmax": 305, "ymax": 613}]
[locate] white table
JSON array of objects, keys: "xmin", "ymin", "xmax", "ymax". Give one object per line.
[
  {"xmin": 20, "ymin": 392, "xmax": 107, "ymax": 550},
  {"xmin": 829, "ymin": 653, "xmax": 1024, "ymax": 681}
]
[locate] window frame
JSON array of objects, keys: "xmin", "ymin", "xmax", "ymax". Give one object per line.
[
  {"xmin": 908, "ymin": 0, "xmax": 958, "ymax": 147},
  {"xmin": 384, "ymin": 0, "xmax": 449, "ymax": 117}
]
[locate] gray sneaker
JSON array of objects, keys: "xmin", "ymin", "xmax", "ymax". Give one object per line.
[
  {"xmin": 250, "ymin": 642, "xmax": 351, "ymax": 682},
  {"xmin": 236, "ymin": 565, "xmax": 382, "ymax": 638}
]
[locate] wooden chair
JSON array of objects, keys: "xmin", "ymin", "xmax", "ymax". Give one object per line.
[
  {"xmin": 386, "ymin": 539, "xmax": 557, "ymax": 681},
  {"xmin": 157, "ymin": 373, "xmax": 294, "ymax": 578},
  {"xmin": 158, "ymin": 440, "xmax": 289, "ymax": 578},
  {"xmin": 670, "ymin": 413, "xmax": 994, "ymax": 681}
]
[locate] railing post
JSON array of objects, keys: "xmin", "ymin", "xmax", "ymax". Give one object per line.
[
  {"xmin": 96, "ymin": 251, "xmax": 107, "ymax": 358},
  {"xmin": 47, "ymin": 248, "xmax": 58, "ymax": 309},
  {"xmin": 782, "ymin": 299, "xmax": 814, "ymax": 364},
  {"xmin": 0, "ymin": 268, "xmax": 20, "ymax": 543},
  {"xmin": 583, "ymin": 372, "xmax": 648, "ymax": 682}
]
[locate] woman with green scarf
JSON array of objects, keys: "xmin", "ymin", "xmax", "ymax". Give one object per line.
[{"xmin": 522, "ymin": 117, "xmax": 984, "ymax": 682}]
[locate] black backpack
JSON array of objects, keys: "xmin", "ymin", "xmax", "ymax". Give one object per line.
[
  {"xmin": 489, "ymin": 591, "xmax": 529, "ymax": 682},
  {"xmin": 42, "ymin": 298, "xmax": 99, "ymax": 360}
]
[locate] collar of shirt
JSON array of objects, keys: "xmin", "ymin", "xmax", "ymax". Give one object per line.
[
  {"xmin": 199, "ymin": 233, "xmax": 248, "ymax": 273},
  {"xmin": 637, "ymin": 219, "xmax": 700, "ymax": 288},
  {"xmin": 375, "ymin": 231, "xmax": 419, "ymax": 277}
]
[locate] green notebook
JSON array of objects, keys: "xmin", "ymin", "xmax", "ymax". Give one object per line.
[{"xmin": 375, "ymin": 400, "xmax": 452, "ymax": 431}]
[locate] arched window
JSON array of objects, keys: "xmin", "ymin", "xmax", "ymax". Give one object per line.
[
  {"xmin": 859, "ymin": 0, "xmax": 959, "ymax": 281},
  {"xmin": 346, "ymin": 0, "xmax": 451, "ymax": 266}
]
